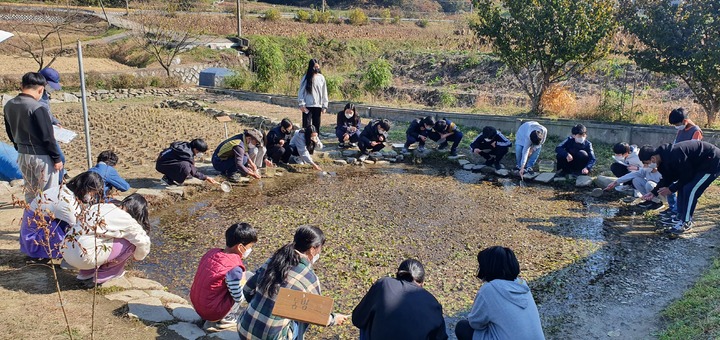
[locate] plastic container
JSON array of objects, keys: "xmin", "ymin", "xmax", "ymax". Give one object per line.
[{"xmin": 538, "ymin": 160, "xmax": 555, "ymax": 173}]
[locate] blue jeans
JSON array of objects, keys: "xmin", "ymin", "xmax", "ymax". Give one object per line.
[
  {"xmin": 667, "ymin": 192, "xmax": 677, "ymax": 213},
  {"xmin": 515, "ymin": 144, "xmax": 541, "ymax": 170}
]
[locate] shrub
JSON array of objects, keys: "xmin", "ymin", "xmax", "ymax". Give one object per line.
[
  {"xmin": 250, "ymin": 37, "xmax": 285, "ymax": 92},
  {"xmin": 0, "ymin": 75, "xmax": 18, "ymax": 93},
  {"xmin": 325, "ymin": 75, "xmax": 344, "ymax": 99},
  {"xmin": 296, "ymin": 9, "xmax": 311, "ymax": 22},
  {"xmin": 392, "ymin": 15, "xmax": 401, "ymax": 24},
  {"xmin": 380, "ymin": 8, "xmax": 391, "ymax": 24},
  {"xmin": 416, "ymin": 19, "xmax": 429, "ymax": 28},
  {"xmin": 540, "ymin": 84, "xmax": 576, "ymax": 115},
  {"xmin": 348, "ymin": 8, "xmax": 369, "ymax": 26},
  {"xmin": 363, "ymin": 58, "xmax": 393, "ymax": 93},
  {"xmin": 263, "ymin": 8, "xmax": 282, "ymax": 21},
  {"xmin": 312, "ymin": 10, "xmax": 332, "ymax": 24},
  {"xmin": 224, "ymin": 68, "xmax": 254, "ymax": 90},
  {"xmin": 438, "ymin": 91, "xmax": 457, "ymax": 108}
]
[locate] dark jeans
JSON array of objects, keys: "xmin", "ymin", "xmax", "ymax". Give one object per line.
[
  {"xmin": 479, "ymin": 145, "xmax": 509, "ymax": 164},
  {"xmin": 677, "ymin": 172, "xmax": 719, "ymax": 222},
  {"xmin": 359, "ymin": 140, "xmax": 385, "ymax": 155},
  {"xmin": 556, "ymin": 150, "xmax": 590, "ymax": 174},
  {"xmin": 610, "ymin": 162, "xmax": 630, "ymax": 177},
  {"xmin": 336, "ymin": 127, "xmax": 360, "ymax": 144},
  {"xmin": 212, "ymin": 154, "xmax": 248, "ymax": 176},
  {"xmin": 268, "ymin": 144, "xmax": 294, "ymax": 164},
  {"xmin": 431, "ymin": 131, "xmax": 464, "ymax": 152},
  {"xmin": 303, "ymin": 107, "xmax": 323, "ymax": 133},
  {"xmin": 404, "ymin": 134, "xmax": 427, "ymax": 149},
  {"xmin": 156, "ymin": 161, "xmax": 193, "ymax": 184},
  {"xmin": 455, "ymin": 320, "xmax": 474, "ymax": 340}
]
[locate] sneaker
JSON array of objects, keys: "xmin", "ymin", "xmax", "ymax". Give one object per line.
[
  {"xmin": 401, "ymin": 148, "xmax": 410, "ymax": 154},
  {"xmin": 216, "ymin": 318, "xmax": 237, "ymax": 330},
  {"xmin": 338, "ymin": 142, "xmax": 346, "ymax": 148},
  {"xmin": 524, "ymin": 168, "xmax": 535, "ymax": 176},
  {"xmin": 660, "ymin": 214, "xmax": 678, "ymax": 222},
  {"xmin": 661, "ymin": 217, "xmax": 682, "ymax": 226},
  {"xmin": 358, "ymin": 154, "xmax": 368, "ymax": 162},
  {"xmin": 161, "ymin": 175, "xmax": 177, "ymax": 186},
  {"xmin": 76, "ymin": 271, "xmax": 95, "ymax": 280},
  {"xmin": 226, "ymin": 173, "xmax": 244, "ymax": 183},
  {"xmin": 659, "ymin": 208, "xmax": 676, "ymax": 218},
  {"xmin": 417, "ymin": 146, "xmax": 426, "ymax": 152},
  {"xmin": 665, "ymin": 223, "xmax": 689, "ymax": 238},
  {"xmin": 449, "ymin": 150, "xmax": 458, "ymax": 157},
  {"xmin": 682, "ymin": 220, "xmax": 694, "ymax": 231},
  {"xmin": 437, "ymin": 142, "xmax": 448, "ymax": 150},
  {"xmin": 638, "ymin": 200, "xmax": 663, "ymax": 210}
]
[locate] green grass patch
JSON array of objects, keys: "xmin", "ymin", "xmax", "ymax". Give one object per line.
[{"xmin": 658, "ymin": 258, "xmax": 720, "ymax": 340}]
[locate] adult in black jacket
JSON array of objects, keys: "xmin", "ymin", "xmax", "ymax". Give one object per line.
[
  {"xmin": 352, "ymin": 259, "xmax": 448, "ymax": 340},
  {"xmin": 265, "ymin": 118, "xmax": 294, "ymax": 164},
  {"xmin": 403, "ymin": 116, "xmax": 435, "ymax": 153},
  {"xmin": 641, "ymin": 140, "xmax": 720, "ymax": 236},
  {"xmin": 336, "ymin": 103, "xmax": 361, "ymax": 147},
  {"xmin": 470, "ymin": 126, "xmax": 512, "ymax": 170},
  {"xmin": 156, "ymin": 139, "xmax": 217, "ymax": 186},
  {"xmin": 359, "ymin": 119, "xmax": 390, "ymax": 157}
]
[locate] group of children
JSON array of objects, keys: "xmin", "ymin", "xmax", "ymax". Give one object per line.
[{"xmin": 189, "ymin": 223, "xmax": 544, "ymax": 339}]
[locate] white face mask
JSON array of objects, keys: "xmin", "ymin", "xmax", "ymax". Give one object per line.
[
  {"xmin": 575, "ymin": 137, "xmax": 586, "ymax": 144},
  {"xmin": 613, "ymin": 155, "xmax": 625, "ymax": 163},
  {"xmin": 242, "ymin": 248, "xmax": 252, "ymax": 259},
  {"xmin": 675, "ymin": 124, "xmax": 685, "ymax": 130},
  {"xmin": 311, "ymin": 136, "xmax": 320, "ymax": 143},
  {"xmin": 312, "ymin": 253, "xmax": 320, "ymax": 264},
  {"xmin": 648, "ymin": 162, "xmax": 657, "ymax": 170},
  {"xmin": 345, "ymin": 112, "xmax": 354, "ymax": 119}
]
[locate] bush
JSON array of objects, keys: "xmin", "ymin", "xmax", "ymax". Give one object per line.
[
  {"xmin": 263, "ymin": 8, "xmax": 282, "ymax": 21},
  {"xmin": 416, "ymin": 19, "xmax": 429, "ymax": 28},
  {"xmin": 540, "ymin": 84, "xmax": 576, "ymax": 115},
  {"xmin": 325, "ymin": 75, "xmax": 344, "ymax": 99},
  {"xmin": 348, "ymin": 8, "xmax": 369, "ymax": 26},
  {"xmin": 392, "ymin": 15, "xmax": 401, "ymax": 24},
  {"xmin": 296, "ymin": 9, "xmax": 311, "ymax": 22},
  {"xmin": 438, "ymin": 91, "xmax": 457, "ymax": 108},
  {"xmin": 0, "ymin": 75, "xmax": 18, "ymax": 93},
  {"xmin": 250, "ymin": 37, "xmax": 286, "ymax": 92},
  {"xmin": 363, "ymin": 58, "xmax": 393, "ymax": 93},
  {"xmin": 380, "ymin": 9, "xmax": 391, "ymax": 24},
  {"xmin": 311, "ymin": 10, "xmax": 332, "ymax": 24},
  {"xmin": 224, "ymin": 68, "xmax": 255, "ymax": 90}
]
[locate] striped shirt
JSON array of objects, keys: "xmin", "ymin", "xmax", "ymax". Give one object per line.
[{"xmin": 238, "ymin": 256, "xmax": 326, "ymax": 339}]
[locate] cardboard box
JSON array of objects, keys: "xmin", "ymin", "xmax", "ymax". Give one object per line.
[{"xmin": 271, "ymin": 288, "xmax": 334, "ymax": 326}]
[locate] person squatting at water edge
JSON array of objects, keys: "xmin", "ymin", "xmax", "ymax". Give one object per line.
[
  {"xmin": 336, "ymin": 103, "xmax": 362, "ymax": 148},
  {"xmin": 470, "ymin": 126, "xmax": 512, "ymax": 170},
  {"xmin": 156, "ymin": 139, "xmax": 218, "ymax": 186}
]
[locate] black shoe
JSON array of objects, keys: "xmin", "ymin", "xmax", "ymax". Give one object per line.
[
  {"xmin": 484, "ymin": 159, "xmax": 494, "ymax": 166},
  {"xmin": 449, "ymin": 149, "xmax": 458, "ymax": 157},
  {"xmin": 161, "ymin": 175, "xmax": 178, "ymax": 186},
  {"xmin": 438, "ymin": 142, "xmax": 448, "ymax": 150},
  {"xmin": 639, "ymin": 201, "xmax": 663, "ymax": 210},
  {"xmin": 494, "ymin": 162, "xmax": 502, "ymax": 170}
]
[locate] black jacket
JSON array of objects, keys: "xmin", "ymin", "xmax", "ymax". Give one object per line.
[
  {"xmin": 3, "ymin": 93, "xmax": 62, "ymax": 163},
  {"xmin": 352, "ymin": 277, "xmax": 448, "ymax": 340},
  {"xmin": 360, "ymin": 120, "xmax": 387, "ymax": 145},
  {"xmin": 406, "ymin": 118, "xmax": 427, "ymax": 139},
  {"xmin": 652, "ymin": 140, "xmax": 720, "ymax": 195},
  {"xmin": 266, "ymin": 125, "xmax": 292, "ymax": 147},
  {"xmin": 155, "ymin": 141, "xmax": 206, "ymax": 180},
  {"xmin": 470, "ymin": 130, "xmax": 512, "ymax": 151}
]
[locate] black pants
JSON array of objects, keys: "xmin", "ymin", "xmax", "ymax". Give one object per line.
[
  {"xmin": 359, "ymin": 141, "xmax": 385, "ymax": 155},
  {"xmin": 268, "ymin": 144, "xmax": 294, "ymax": 164},
  {"xmin": 455, "ymin": 320, "xmax": 474, "ymax": 340},
  {"xmin": 610, "ymin": 162, "xmax": 629, "ymax": 177},
  {"xmin": 156, "ymin": 161, "xmax": 192, "ymax": 184},
  {"xmin": 303, "ymin": 107, "xmax": 323, "ymax": 133},
  {"xmin": 479, "ymin": 145, "xmax": 509, "ymax": 164},
  {"xmin": 556, "ymin": 150, "xmax": 590, "ymax": 174}
]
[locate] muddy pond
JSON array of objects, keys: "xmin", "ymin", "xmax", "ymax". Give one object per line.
[{"xmin": 137, "ymin": 164, "xmax": 624, "ymax": 339}]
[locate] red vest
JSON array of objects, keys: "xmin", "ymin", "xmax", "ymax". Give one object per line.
[{"xmin": 190, "ymin": 248, "xmax": 245, "ymax": 321}]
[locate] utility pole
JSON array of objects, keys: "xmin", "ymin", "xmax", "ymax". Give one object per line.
[
  {"xmin": 236, "ymin": 0, "xmax": 242, "ymax": 37},
  {"xmin": 322, "ymin": 0, "xmax": 326, "ymax": 12}
]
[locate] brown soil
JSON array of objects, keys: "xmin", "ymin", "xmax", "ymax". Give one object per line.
[{"xmin": 0, "ymin": 55, "xmax": 134, "ymax": 76}]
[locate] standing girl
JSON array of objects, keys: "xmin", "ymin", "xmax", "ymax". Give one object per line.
[{"xmin": 297, "ymin": 59, "xmax": 328, "ymax": 133}]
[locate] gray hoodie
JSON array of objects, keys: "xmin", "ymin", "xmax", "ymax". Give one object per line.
[{"xmin": 467, "ymin": 279, "xmax": 545, "ymax": 340}]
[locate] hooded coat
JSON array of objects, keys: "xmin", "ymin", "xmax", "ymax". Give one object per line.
[
  {"xmin": 466, "ymin": 279, "xmax": 545, "ymax": 340},
  {"xmin": 155, "ymin": 141, "xmax": 206, "ymax": 182}
]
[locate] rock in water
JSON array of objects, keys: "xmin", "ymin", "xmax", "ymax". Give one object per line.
[
  {"xmin": 333, "ymin": 160, "xmax": 347, "ymax": 165},
  {"xmin": 463, "ymin": 163, "xmax": 475, "ymax": 170},
  {"xmin": 594, "ymin": 175, "xmax": 617, "ymax": 189},
  {"xmin": 494, "ymin": 169, "xmax": 510, "ymax": 177},
  {"xmin": 534, "ymin": 172, "xmax": 555, "ymax": 183},
  {"xmin": 458, "ymin": 159, "xmax": 470, "ymax": 166},
  {"xmin": 576, "ymin": 175, "xmax": 593, "ymax": 187}
]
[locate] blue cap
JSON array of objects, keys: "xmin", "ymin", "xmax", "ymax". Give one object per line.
[{"xmin": 39, "ymin": 68, "xmax": 61, "ymax": 90}]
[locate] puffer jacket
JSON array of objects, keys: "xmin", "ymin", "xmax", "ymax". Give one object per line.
[{"xmin": 190, "ymin": 248, "xmax": 246, "ymax": 321}]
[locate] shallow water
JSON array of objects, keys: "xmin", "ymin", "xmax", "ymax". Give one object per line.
[{"xmin": 135, "ymin": 164, "xmax": 619, "ymax": 338}]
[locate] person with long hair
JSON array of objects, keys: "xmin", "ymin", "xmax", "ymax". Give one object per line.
[
  {"xmin": 20, "ymin": 171, "xmax": 104, "ymax": 261},
  {"xmin": 289, "ymin": 125, "xmax": 324, "ymax": 171},
  {"xmin": 455, "ymin": 246, "xmax": 544, "ymax": 340},
  {"xmin": 352, "ymin": 259, "xmax": 448, "ymax": 339},
  {"xmin": 62, "ymin": 193, "xmax": 151, "ymax": 284},
  {"xmin": 238, "ymin": 225, "xmax": 348, "ymax": 339},
  {"xmin": 336, "ymin": 103, "xmax": 361, "ymax": 148},
  {"xmin": 297, "ymin": 59, "xmax": 328, "ymax": 133}
]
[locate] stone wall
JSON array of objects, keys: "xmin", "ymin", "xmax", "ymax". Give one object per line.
[
  {"xmin": 207, "ymin": 88, "xmax": 720, "ymax": 147},
  {"xmin": 0, "ymin": 87, "xmax": 202, "ymax": 107}
]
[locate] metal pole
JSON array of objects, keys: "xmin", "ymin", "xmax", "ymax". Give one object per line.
[
  {"xmin": 77, "ymin": 40, "xmax": 92, "ymax": 169},
  {"xmin": 224, "ymin": 123, "xmax": 229, "ymax": 139},
  {"xmin": 236, "ymin": 0, "xmax": 242, "ymax": 37}
]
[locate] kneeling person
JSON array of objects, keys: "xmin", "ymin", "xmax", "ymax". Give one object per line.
[
  {"xmin": 555, "ymin": 124, "xmax": 596, "ymax": 175},
  {"xmin": 190, "ymin": 223, "xmax": 257, "ymax": 332},
  {"xmin": 470, "ymin": 126, "xmax": 512, "ymax": 170},
  {"xmin": 403, "ymin": 116, "xmax": 434, "ymax": 153}
]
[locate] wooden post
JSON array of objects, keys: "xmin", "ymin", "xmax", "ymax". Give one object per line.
[
  {"xmin": 216, "ymin": 115, "xmax": 232, "ymax": 139},
  {"xmin": 236, "ymin": 0, "xmax": 242, "ymax": 37}
]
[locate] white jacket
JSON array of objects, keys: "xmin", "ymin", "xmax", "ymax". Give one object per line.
[
  {"xmin": 62, "ymin": 203, "xmax": 150, "ymax": 270},
  {"xmin": 30, "ymin": 185, "xmax": 80, "ymax": 225},
  {"xmin": 290, "ymin": 130, "xmax": 323, "ymax": 165},
  {"xmin": 297, "ymin": 74, "xmax": 329, "ymax": 109}
]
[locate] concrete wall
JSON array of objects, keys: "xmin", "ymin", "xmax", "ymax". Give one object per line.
[{"xmin": 210, "ymin": 88, "xmax": 720, "ymax": 146}]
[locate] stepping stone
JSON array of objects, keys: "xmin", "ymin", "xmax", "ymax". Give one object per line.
[
  {"xmin": 346, "ymin": 157, "xmax": 357, "ymax": 164},
  {"xmin": 369, "ymin": 152, "xmax": 383, "ymax": 160},
  {"xmin": 391, "ymin": 143, "xmax": 405, "ymax": 149},
  {"xmin": 458, "ymin": 159, "xmax": 470, "ymax": 166},
  {"xmin": 463, "ymin": 163, "xmax": 475, "ymax": 171},
  {"xmin": 382, "ymin": 150, "xmax": 398, "ymax": 157},
  {"xmin": 553, "ymin": 177, "xmax": 567, "ymax": 182},
  {"xmin": 363, "ymin": 160, "xmax": 375, "ymax": 164},
  {"xmin": 168, "ymin": 322, "xmax": 206, "ymax": 340},
  {"xmin": 328, "ymin": 151, "xmax": 342, "ymax": 158},
  {"xmin": 523, "ymin": 172, "xmax": 538, "ymax": 180},
  {"xmin": 103, "ymin": 276, "xmax": 133, "ymax": 289},
  {"xmin": 333, "ymin": 160, "xmax": 347, "ymax": 165},
  {"xmin": 480, "ymin": 166, "xmax": 496, "ymax": 174},
  {"xmin": 594, "ymin": 175, "xmax": 617, "ymax": 189},
  {"xmin": 375, "ymin": 160, "xmax": 390, "ymax": 165},
  {"xmin": 147, "ymin": 290, "xmax": 188, "ymax": 304},
  {"xmin": 127, "ymin": 277, "xmax": 165, "ymax": 290},
  {"xmin": 395, "ymin": 155, "xmax": 404, "ymax": 161},
  {"xmin": 534, "ymin": 172, "xmax": 555, "ymax": 183},
  {"xmin": 590, "ymin": 188, "xmax": 604, "ymax": 197},
  {"xmin": 105, "ymin": 290, "xmax": 149, "ymax": 302},
  {"xmin": 128, "ymin": 297, "xmax": 174, "ymax": 322},
  {"xmin": 342, "ymin": 150, "xmax": 358, "ymax": 157},
  {"xmin": 494, "ymin": 169, "xmax": 510, "ymax": 177},
  {"xmin": 386, "ymin": 158, "xmax": 397, "ymax": 162},
  {"xmin": 576, "ymin": 175, "xmax": 593, "ymax": 187},
  {"xmin": 135, "ymin": 188, "xmax": 165, "ymax": 197},
  {"xmin": 210, "ymin": 330, "xmax": 241, "ymax": 340},
  {"xmin": 471, "ymin": 165, "xmax": 485, "ymax": 171},
  {"xmin": 447, "ymin": 154, "xmax": 465, "ymax": 160},
  {"xmin": 167, "ymin": 303, "xmax": 202, "ymax": 323}
]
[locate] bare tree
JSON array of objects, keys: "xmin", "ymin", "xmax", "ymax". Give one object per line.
[
  {"xmin": 7, "ymin": 3, "xmax": 89, "ymax": 71},
  {"xmin": 132, "ymin": 1, "xmax": 203, "ymax": 77}
]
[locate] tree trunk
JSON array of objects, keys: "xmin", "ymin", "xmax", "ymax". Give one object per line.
[{"xmin": 704, "ymin": 101, "xmax": 719, "ymax": 128}]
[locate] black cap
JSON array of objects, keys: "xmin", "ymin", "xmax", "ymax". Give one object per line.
[{"xmin": 668, "ymin": 108, "xmax": 687, "ymax": 124}]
